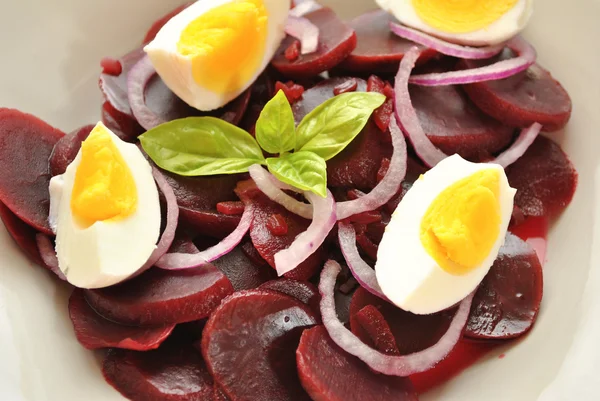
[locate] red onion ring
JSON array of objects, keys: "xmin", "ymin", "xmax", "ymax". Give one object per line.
[
  {"xmin": 35, "ymin": 234, "xmax": 67, "ymax": 281},
  {"xmin": 337, "ymin": 222, "xmax": 388, "ymax": 301},
  {"xmin": 156, "ymin": 205, "xmax": 253, "ymax": 270},
  {"xmin": 289, "ymin": 0, "xmax": 322, "ymax": 17},
  {"xmin": 274, "ymin": 190, "xmax": 336, "ymax": 276},
  {"xmin": 319, "ymin": 260, "xmax": 474, "ymax": 376},
  {"xmin": 285, "ymin": 15, "xmax": 319, "ymax": 55},
  {"xmin": 248, "ymin": 165, "xmax": 313, "ymax": 220},
  {"xmin": 389, "ymin": 22, "xmax": 505, "ymax": 60},
  {"xmin": 493, "ymin": 122, "xmax": 542, "ymax": 168},
  {"xmin": 337, "ymin": 118, "xmax": 407, "ymax": 220},
  {"xmin": 127, "ymin": 55, "xmax": 166, "ymax": 131},
  {"xmin": 409, "ymin": 36, "xmax": 537, "ymax": 86}
]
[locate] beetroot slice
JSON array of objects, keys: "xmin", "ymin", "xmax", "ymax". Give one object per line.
[
  {"xmin": 461, "ymin": 49, "xmax": 572, "ymax": 132},
  {"xmin": 272, "ymin": 7, "xmax": 357, "ymax": 79},
  {"xmin": 179, "ymin": 208, "xmax": 242, "ymax": 240},
  {"xmin": 49, "ymin": 124, "xmax": 94, "ymax": 176},
  {"xmin": 351, "ymin": 305, "xmax": 400, "ymax": 356},
  {"xmin": 69, "ymin": 289, "xmax": 174, "ymax": 351},
  {"xmin": 466, "ymin": 233, "xmax": 543, "ymax": 340},
  {"xmin": 85, "ymin": 264, "xmax": 234, "ymax": 326},
  {"xmin": 214, "ymin": 386, "xmax": 230, "ymax": 401},
  {"xmin": 339, "ymin": 10, "xmax": 436, "ymax": 74},
  {"xmin": 506, "ymin": 136, "xmax": 577, "ymax": 219},
  {"xmin": 296, "ymin": 326, "xmax": 417, "ymax": 401},
  {"xmin": 212, "ymin": 243, "xmax": 278, "ymax": 291},
  {"xmin": 201, "ymin": 290, "xmax": 317, "ymax": 401},
  {"xmin": 99, "ymin": 47, "xmax": 145, "ymax": 119},
  {"xmin": 0, "ymin": 201, "xmax": 45, "ymax": 267},
  {"xmin": 259, "ymin": 278, "xmax": 321, "ymax": 317},
  {"xmin": 349, "ymin": 286, "xmax": 455, "ymax": 355},
  {"xmin": 103, "ymin": 340, "xmax": 213, "ymax": 401},
  {"xmin": 0, "ymin": 109, "xmax": 65, "ymax": 235}
]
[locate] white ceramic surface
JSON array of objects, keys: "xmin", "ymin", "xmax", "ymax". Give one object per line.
[{"xmin": 0, "ymin": 0, "xmax": 598, "ymax": 400}]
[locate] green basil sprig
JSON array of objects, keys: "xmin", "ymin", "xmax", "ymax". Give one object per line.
[{"xmin": 140, "ymin": 90, "xmax": 385, "ymax": 197}]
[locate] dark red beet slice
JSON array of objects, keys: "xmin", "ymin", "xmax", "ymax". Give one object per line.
[
  {"xmin": 180, "ymin": 208, "xmax": 242, "ymax": 240},
  {"xmin": 466, "ymin": 233, "xmax": 543, "ymax": 340},
  {"xmin": 352, "ymin": 305, "xmax": 400, "ymax": 356},
  {"xmin": 339, "ymin": 10, "xmax": 436, "ymax": 74},
  {"xmin": 214, "ymin": 386, "xmax": 230, "ymax": 401},
  {"xmin": 271, "ymin": 7, "xmax": 357, "ymax": 79},
  {"xmin": 143, "ymin": 3, "xmax": 191, "ymax": 44},
  {"xmin": 259, "ymin": 279, "xmax": 321, "ymax": 317},
  {"xmin": 201, "ymin": 290, "xmax": 317, "ymax": 401},
  {"xmin": 461, "ymin": 49, "xmax": 572, "ymax": 132},
  {"xmin": 0, "ymin": 201, "xmax": 44, "ymax": 267},
  {"xmin": 0, "ymin": 109, "xmax": 65, "ymax": 235},
  {"xmin": 349, "ymin": 286, "xmax": 455, "ymax": 355},
  {"xmin": 237, "ymin": 182, "xmax": 325, "ymax": 281},
  {"xmin": 506, "ymin": 136, "xmax": 577, "ymax": 218},
  {"xmin": 212, "ymin": 243, "xmax": 277, "ymax": 291},
  {"xmin": 102, "ymin": 100, "xmax": 143, "ymax": 140},
  {"xmin": 69, "ymin": 289, "xmax": 174, "ymax": 351},
  {"xmin": 103, "ymin": 340, "xmax": 213, "ymax": 401},
  {"xmin": 410, "ymin": 71, "xmax": 514, "ymax": 161},
  {"xmin": 240, "ymin": 70, "xmax": 276, "ymax": 134},
  {"xmin": 49, "ymin": 124, "xmax": 94, "ymax": 176},
  {"xmin": 84, "ymin": 264, "xmax": 234, "ymax": 326},
  {"xmin": 296, "ymin": 326, "xmax": 417, "ymax": 401}
]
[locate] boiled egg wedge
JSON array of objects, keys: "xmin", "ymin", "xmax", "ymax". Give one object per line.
[
  {"xmin": 376, "ymin": 155, "xmax": 516, "ymax": 315},
  {"xmin": 49, "ymin": 122, "xmax": 161, "ymax": 289},
  {"xmin": 144, "ymin": 0, "xmax": 291, "ymax": 111},
  {"xmin": 376, "ymin": 0, "xmax": 533, "ymax": 46}
]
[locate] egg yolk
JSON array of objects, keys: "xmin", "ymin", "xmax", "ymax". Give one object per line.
[
  {"xmin": 411, "ymin": 0, "xmax": 519, "ymax": 33},
  {"xmin": 71, "ymin": 124, "xmax": 137, "ymax": 228},
  {"xmin": 177, "ymin": 0, "xmax": 268, "ymax": 94},
  {"xmin": 420, "ymin": 169, "xmax": 501, "ymax": 275}
]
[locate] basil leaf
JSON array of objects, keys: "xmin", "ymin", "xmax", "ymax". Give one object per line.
[
  {"xmin": 266, "ymin": 151, "xmax": 327, "ymax": 198},
  {"xmin": 295, "ymin": 92, "xmax": 386, "ymax": 160},
  {"xmin": 140, "ymin": 117, "xmax": 265, "ymax": 176},
  {"xmin": 255, "ymin": 90, "xmax": 296, "ymax": 154}
]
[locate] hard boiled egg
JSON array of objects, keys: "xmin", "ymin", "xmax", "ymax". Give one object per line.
[
  {"xmin": 376, "ymin": 155, "xmax": 516, "ymax": 315},
  {"xmin": 144, "ymin": 0, "xmax": 291, "ymax": 111},
  {"xmin": 49, "ymin": 122, "xmax": 161, "ymax": 289},
  {"xmin": 376, "ymin": 0, "xmax": 533, "ymax": 46}
]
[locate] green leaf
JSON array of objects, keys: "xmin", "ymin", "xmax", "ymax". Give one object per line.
[
  {"xmin": 295, "ymin": 92, "xmax": 386, "ymax": 160},
  {"xmin": 255, "ymin": 90, "xmax": 296, "ymax": 154},
  {"xmin": 140, "ymin": 117, "xmax": 265, "ymax": 176},
  {"xmin": 266, "ymin": 151, "xmax": 328, "ymax": 198}
]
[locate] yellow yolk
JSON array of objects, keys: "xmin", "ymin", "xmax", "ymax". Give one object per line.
[
  {"xmin": 420, "ymin": 169, "xmax": 501, "ymax": 275},
  {"xmin": 411, "ymin": 0, "xmax": 519, "ymax": 33},
  {"xmin": 177, "ymin": 0, "xmax": 268, "ymax": 94},
  {"xmin": 71, "ymin": 125, "xmax": 137, "ymax": 227}
]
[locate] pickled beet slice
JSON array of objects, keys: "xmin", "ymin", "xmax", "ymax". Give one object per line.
[
  {"xmin": 351, "ymin": 305, "xmax": 400, "ymax": 356},
  {"xmin": 214, "ymin": 386, "xmax": 230, "ymax": 401},
  {"xmin": 143, "ymin": 3, "xmax": 191, "ymax": 44},
  {"xmin": 349, "ymin": 287, "xmax": 455, "ymax": 355},
  {"xmin": 271, "ymin": 7, "xmax": 357, "ymax": 79},
  {"xmin": 102, "ymin": 100, "xmax": 143, "ymax": 141},
  {"xmin": 0, "ymin": 109, "xmax": 65, "ymax": 235},
  {"xmin": 466, "ymin": 233, "xmax": 543, "ymax": 340},
  {"xmin": 296, "ymin": 326, "xmax": 417, "ymax": 401},
  {"xmin": 179, "ymin": 208, "xmax": 242, "ymax": 240},
  {"xmin": 506, "ymin": 136, "xmax": 577, "ymax": 218},
  {"xmin": 69, "ymin": 289, "xmax": 174, "ymax": 351},
  {"xmin": 0, "ymin": 201, "xmax": 44, "ymax": 267},
  {"xmin": 103, "ymin": 340, "xmax": 213, "ymax": 401},
  {"xmin": 339, "ymin": 10, "xmax": 436, "ymax": 74},
  {"xmin": 201, "ymin": 290, "xmax": 317, "ymax": 401},
  {"xmin": 213, "ymin": 244, "xmax": 277, "ymax": 291},
  {"xmin": 260, "ymin": 278, "xmax": 321, "ymax": 317},
  {"xmin": 410, "ymin": 70, "xmax": 514, "ymax": 161},
  {"xmin": 461, "ymin": 49, "xmax": 572, "ymax": 132},
  {"xmin": 85, "ymin": 264, "xmax": 234, "ymax": 326},
  {"xmin": 49, "ymin": 124, "xmax": 94, "ymax": 176}
]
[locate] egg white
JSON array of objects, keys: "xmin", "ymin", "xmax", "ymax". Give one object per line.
[
  {"xmin": 49, "ymin": 125, "xmax": 161, "ymax": 289},
  {"xmin": 375, "ymin": 155, "xmax": 516, "ymax": 315},
  {"xmin": 376, "ymin": 0, "xmax": 533, "ymax": 46},
  {"xmin": 144, "ymin": 0, "xmax": 291, "ymax": 111}
]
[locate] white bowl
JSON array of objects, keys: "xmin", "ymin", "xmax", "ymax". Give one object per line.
[{"xmin": 0, "ymin": 0, "xmax": 598, "ymax": 400}]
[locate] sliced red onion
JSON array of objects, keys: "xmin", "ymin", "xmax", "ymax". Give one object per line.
[
  {"xmin": 127, "ymin": 55, "xmax": 165, "ymax": 131},
  {"xmin": 289, "ymin": 0, "xmax": 322, "ymax": 17},
  {"xmin": 285, "ymin": 15, "xmax": 319, "ymax": 55},
  {"xmin": 337, "ymin": 222, "xmax": 388, "ymax": 301},
  {"xmin": 492, "ymin": 123, "xmax": 542, "ymax": 168},
  {"xmin": 389, "ymin": 22, "xmax": 505, "ymax": 60},
  {"xmin": 35, "ymin": 234, "xmax": 66, "ymax": 281},
  {"xmin": 337, "ymin": 118, "xmax": 407, "ymax": 220},
  {"xmin": 248, "ymin": 165, "xmax": 313, "ymax": 219},
  {"xmin": 156, "ymin": 205, "xmax": 253, "ymax": 270},
  {"xmin": 409, "ymin": 36, "xmax": 537, "ymax": 86},
  {"xmin": 274, "ymin": 190, "xmax": 336, "ymax": 276},
  {"xmin": 319, "ymin": 260, "xmax": 474, "ymax": 376}
]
